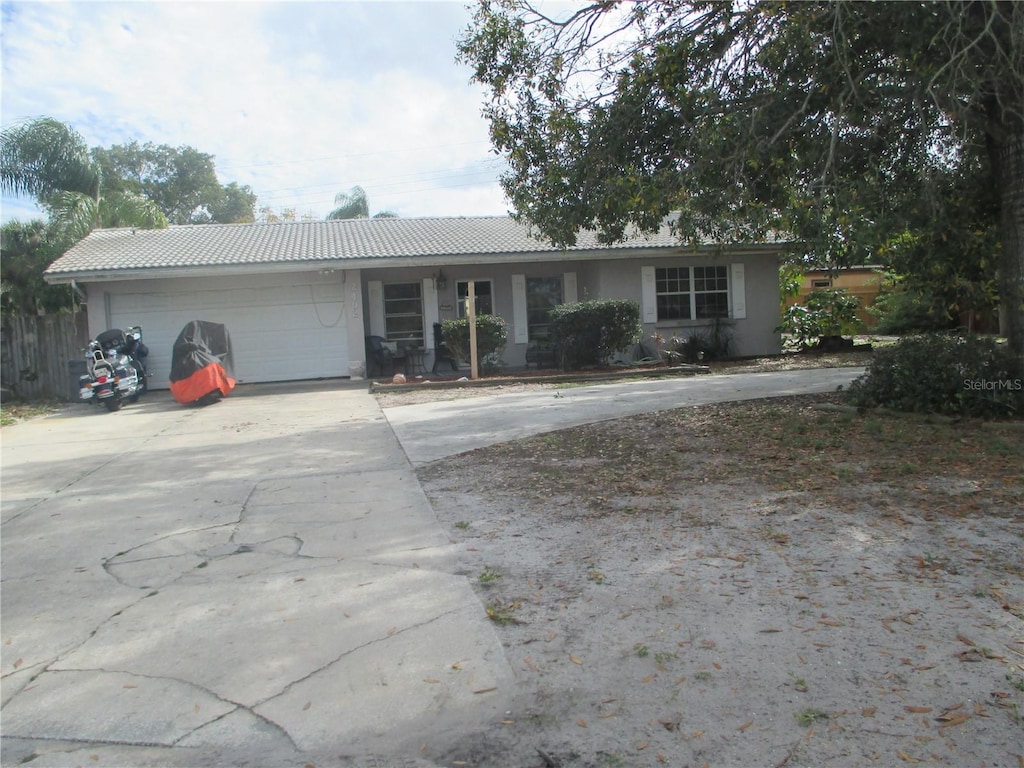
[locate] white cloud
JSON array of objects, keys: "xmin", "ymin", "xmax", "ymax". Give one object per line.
[{"xmin": 1, "ymin": 0, "xmax": 509, "ymax": 222}]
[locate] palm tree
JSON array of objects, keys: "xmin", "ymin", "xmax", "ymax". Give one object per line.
[
  {"xmin": 1, "ymin": 117, "xmax": 99, "ymax": 200},
  {"xmin": 1, "ymin": 117, "xmax": 166, "ymax": 247},
  {"xmin": 325, "ymin": 185, "xmax": 396, "ymax": 220}
]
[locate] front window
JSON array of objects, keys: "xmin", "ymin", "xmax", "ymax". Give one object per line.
[
  {"xmin": 655, "ymin": 265, "xmax": 729, "ymax": 321},
  {"xmin": 693, "ymin": 266, "xmax": 729, "ymax": 318},
  {"xmin": 457, "ymin": 280, "xmax": 493, "ymax": 317},
  {"xmin": 526, "ymin": 277, "xmax": 562, "ymax": 341},
  {"xmin": 656, "ymin": 266, "xmax": 692, "ymax": 320},
  {"xmin": 383, "ymin": 282, "xmax": 423, "ymax": 346}
]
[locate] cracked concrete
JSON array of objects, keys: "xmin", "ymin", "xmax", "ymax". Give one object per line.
[
  {"xmin": 2, "ymin": 370, "xmax": 871, "ymax": 766},
  {"xmin": 1, "ymin": 381, "xmax": 512, "ymax": 767}
]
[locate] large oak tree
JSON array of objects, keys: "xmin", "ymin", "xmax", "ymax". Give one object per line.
[
  {"xmin": 92, "ymin": 141, "xmax": 257, "ymax": 224},
  {"xmin": 458, "ymin": 0, "xmax": 1024, "ymax": 356}
]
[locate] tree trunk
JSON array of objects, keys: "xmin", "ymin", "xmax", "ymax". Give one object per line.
[{"xmin": 994, "ymin": 131, "xmax": 1024, "ymax": 360}]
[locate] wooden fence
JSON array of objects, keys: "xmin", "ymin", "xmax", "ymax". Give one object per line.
[{"xmin": 1, "ymin": 312, "xmax": 90, "ymax": 401}]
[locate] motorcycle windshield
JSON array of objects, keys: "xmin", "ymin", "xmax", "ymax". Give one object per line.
[{"xmin": 96, "ymin": 328, "xmax": 127, "ymax": 352}]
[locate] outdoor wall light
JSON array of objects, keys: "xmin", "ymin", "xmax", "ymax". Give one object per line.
[{"xmin": 435, "ymin": 270, "xmax": 448, "ymax": 290}]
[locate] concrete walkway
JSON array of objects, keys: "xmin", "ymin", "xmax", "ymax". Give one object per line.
[
  {"xmin": 384, "ymin": 367, "xmax": 865, "ymax": 466},
  {"xmin": 1, "ymin": 382, "xmax": 511, "ymax": 768}
]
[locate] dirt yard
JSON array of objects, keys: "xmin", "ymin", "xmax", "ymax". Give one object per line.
[{"xmin": 381, "ymin": 363, "xmax": 1024, "ymax": 768}]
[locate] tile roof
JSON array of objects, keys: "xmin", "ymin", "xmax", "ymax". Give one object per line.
[{"xmin": 45, "ymin": 215, "xmax": 696, "ymax": 280}]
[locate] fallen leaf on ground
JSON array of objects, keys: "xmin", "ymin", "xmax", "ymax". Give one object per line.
[{"xmin": 936, "ymin": 712, "xmax": 970, "ymax": 728}]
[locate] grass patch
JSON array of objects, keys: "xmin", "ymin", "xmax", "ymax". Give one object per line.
[
  {"xmin": 471, "ymin": 393, "xmax": 1023, "ymax": 529},
  {"xmin": 478, "ymin": 566, "xmax": 502, "ymax": 584},
  {"xmin": 1, "ymin": 399, "xmax": 63, "ymax": 427},
  {"xmin": 795, "ymin": 707, "xmax": 829, "ymax": 726},
  {"xmin": 485, "ymin": 600, "xmax": 520, "ymax": 625}
]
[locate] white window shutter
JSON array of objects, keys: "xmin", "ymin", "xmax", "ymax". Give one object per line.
[
  {"xmin": 368, "ymin": 280, "xmax": 385, "ymax": 337},
  {"xmin": 511, "ymin": 274, "xmax": 528, "ymax": 344},
  {"xmin": 730, "ymin": 263, "xmax": 746, "ymax": 319},
  {"xmin": 422, "ymin": 277, "xmax": 438, "ymax": 349},
  {"xmin": 563, "ymin": 272, "xmax": 578, "ymax": 303},
  {"xmin": 640, "ymin": 266, "xmax": 657, "ymax": 323}
]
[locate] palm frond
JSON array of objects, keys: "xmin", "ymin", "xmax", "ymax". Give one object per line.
[
  {"xmin": 0, "ymin": 117, "xmax": 100, "ymax": 200},
  {"xmin": 101, "ymin": 191, "xmax": 169, "ymax": 230},
  {"xmin": 326, "ymin": 185, "xmax": 370, "ymax": 220},
  {"xmin": 43, "ymin": 191, "xmax": 99, "ymax": 247}
]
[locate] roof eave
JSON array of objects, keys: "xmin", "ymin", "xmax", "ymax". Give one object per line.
[{"xmin": 44, "ymin": 242, "xmax": 787, "ymax": 284}]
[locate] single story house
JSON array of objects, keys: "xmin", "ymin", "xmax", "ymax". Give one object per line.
[{"xmin": 44, "ymin": 216, "xmax": 784, "ymax": 388}]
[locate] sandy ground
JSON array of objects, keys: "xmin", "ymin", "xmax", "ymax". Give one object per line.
[{"xmin": 377, "ymin": 365, "xmax": 1024, "ymax": 768}]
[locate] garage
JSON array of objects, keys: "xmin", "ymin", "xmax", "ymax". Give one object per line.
[{"xmin": 101, "ymin": 273, "xmax": 349, "ymax": 388}]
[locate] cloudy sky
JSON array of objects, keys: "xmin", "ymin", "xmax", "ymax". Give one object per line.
[{"xmin": 0, "ymin": 0, "xmax": 513, "ymax": 224}]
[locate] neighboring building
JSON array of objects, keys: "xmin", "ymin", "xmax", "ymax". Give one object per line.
[
  {"xmin": 44, "ymin": 216, "xmax": 785, "ymax": 387},
  {"xmin": 791, "ymin": 266, "xmax": 885, "ymax": 328}
]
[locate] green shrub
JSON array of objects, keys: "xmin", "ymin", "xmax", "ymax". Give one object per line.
[
  {"xmin": 655, "ymin": 320, "xmax": 735, "ymax": 364},
  {"xmin": 441, "ymin": 315, "xmax": 508, "ymax": 364},
  {"xmin": 549, "ymin": 300, "xmax": 641, "ymax": 370},
  {"xmin": 777, "ymin": 289, "xmax": 862, "ymax": 350},
  {"xmin": 868, "ymin": 284, "xmax": 953, "ymax": 334},
  {"xmin": 844, "ymin": 334, "xmax": 1024, "ymax": 418}
]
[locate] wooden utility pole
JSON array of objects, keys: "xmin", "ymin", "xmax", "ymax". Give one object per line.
[{"xmin": 467, "ymin": 280, "xmax": 479, "ymax": 380}]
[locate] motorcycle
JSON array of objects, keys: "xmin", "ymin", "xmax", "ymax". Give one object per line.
[{"xmin": 78, "ymin": 326, "xmax": 149, "ymax": 412}]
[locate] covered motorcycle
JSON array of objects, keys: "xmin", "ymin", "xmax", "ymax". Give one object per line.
[
  {"xmin": 78, "ymin": 326, "xmax": 148, "ymax": 412},
  {"xmin": 169, "ymin": 320, "xmax": 235, "ymax": 405}
]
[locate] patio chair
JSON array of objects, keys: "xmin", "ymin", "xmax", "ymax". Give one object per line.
[
  {"xmin": 365, "ymin": 336, "xmax": 394, "ymax": 377},
  {"xmin": 431, "ymin": 323, "xmax": 459, "ymax": 374}
]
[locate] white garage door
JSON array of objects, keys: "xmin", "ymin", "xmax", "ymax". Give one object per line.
[{"xmin": 106, "ymin": 275, "xmax": 348, "ymax": 387}]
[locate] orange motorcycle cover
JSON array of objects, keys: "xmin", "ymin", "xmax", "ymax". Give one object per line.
[{"xmin": 169, "ymin": 363, "xmax": 235, "ymax": 405}]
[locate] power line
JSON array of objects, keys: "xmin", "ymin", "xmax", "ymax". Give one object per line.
[
  {"xmin": 255, "ymin": 164, "xmax": 504, "ymax": 202},
  {"xmin": 252, "ymin": 159, "xmax": 508, "ymax": 211},
  {"xmin": 253, "ymin": 158, "xmax": 503, "ymax": 197},
  {"xmin": 216, "ymin": 139, "xmax": 494, "ymax": 174}
]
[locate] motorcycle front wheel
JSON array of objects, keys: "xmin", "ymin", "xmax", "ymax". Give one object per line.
[{"xmin": 103, "ymin": 397, "xmax": 122, "ymax": 412}]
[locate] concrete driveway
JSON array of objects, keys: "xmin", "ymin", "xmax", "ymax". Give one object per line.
[
  {"xmin": 1, "ymin": 382, "xmax": 511, "ymax": 768},
  {"xmin": 2, "ymin": 367, "xmax": 864, "ymax": 766}
]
